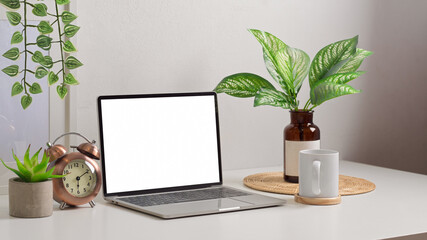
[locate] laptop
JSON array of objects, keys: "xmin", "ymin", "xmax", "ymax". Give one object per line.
[{"xmin": 97, "ymin": 92, "xmax": 285, "ymax": 219}]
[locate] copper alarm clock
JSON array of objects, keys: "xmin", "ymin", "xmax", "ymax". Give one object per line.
[{"xmin": 47, "ymin": 132, "xmax": 102, "ymax": 210}]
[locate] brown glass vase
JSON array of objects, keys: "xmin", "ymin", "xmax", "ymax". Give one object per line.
[{"xmin": 284, "ymin": 110, "xmax": 320, "ymax": 183}]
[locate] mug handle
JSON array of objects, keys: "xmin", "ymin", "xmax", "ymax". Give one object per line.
[{"xmin": 312, "ymin": 160, "xmax": 321, "ymax": 196}]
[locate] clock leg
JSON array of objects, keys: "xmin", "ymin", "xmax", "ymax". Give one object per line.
[
  {"xmin": 59, "ymin": 202, "xmax": 67, "ymax": 210},
  {"xmin": 89, "ymin": 200, "xmax": 96, "ymax": 208}
]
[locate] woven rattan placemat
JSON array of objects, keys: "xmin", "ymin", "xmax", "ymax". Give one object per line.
[{"xmin": 243, "ymin": 172, "xmax": 376, "ymax": 196}]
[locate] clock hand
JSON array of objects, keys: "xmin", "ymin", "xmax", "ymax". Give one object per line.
[
  {"xmin": 76, "ymin": 176, "xmax": 80, "ymax": 190},
  {"xmin": 79, "ymin": 170, "xmax": 89, "ymax": 178}
]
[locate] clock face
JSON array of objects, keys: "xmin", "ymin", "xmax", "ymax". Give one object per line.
[{"xmin": 62, "ymin": 159, "xmax": 97, "ymax": 198}]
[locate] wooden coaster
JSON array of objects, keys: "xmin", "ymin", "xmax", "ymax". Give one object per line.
[
  {"xmin": 294, "ymin": 194, "xmax": 341, "ymax": 205},
  {"xmin": 243, "ymin": 172, "xmax": 376, "ymax": 196}
]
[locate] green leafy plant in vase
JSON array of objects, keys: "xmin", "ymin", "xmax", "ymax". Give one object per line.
[
  {"xmin": 1, "ymin": 145, "xmax": 63, "ymax": 182},
  {"xmin": 214, "ymin": 29, "xmax": 372, "ymax": 109},
  {"xmin": 1, "ymin": 0, "xmax": 82, "ymax": 109},
  {"xmin": 214, "ymin": 29, "xmax": 372, "ymax": 182},
  {"xmin": 1, "ymin": 146, "xmax": 63, "ymax": 218}
]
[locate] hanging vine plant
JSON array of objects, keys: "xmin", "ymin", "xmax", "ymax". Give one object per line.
[{"xmin": 1, "ymin": 0, "xmax": 82, "ymax": 109}]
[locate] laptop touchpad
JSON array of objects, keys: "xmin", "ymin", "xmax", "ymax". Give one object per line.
[{"xmin": 143, "ymin": 198, "xmax": 252, "ymax": 217}]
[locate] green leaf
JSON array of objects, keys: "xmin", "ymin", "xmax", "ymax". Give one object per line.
[
  {"xmin": 249, "ymin": 29, "xmax": 308, "ymax": 97},
  {"xmin": 33, "ymin": 151, "xmax": 48, "ymax": 175},
  {"xmin": 63, "ymin": 40, "xmax": 77, "ymax": 52},
  {"xmin": 36, "ymin": 35, "xmax": 52, "ymax": 50},
  {"xmin": 13, "ymin": 149, "xmax": 31, "ymax": 181},
  {"xmin": 6, "ymin": 11, "xmax": 21, "ymax": 26},
  {"xmin": 57, "ymin": 85, "xmax": 68, "ymax": 99},
  {"xmin": 21, "ymin": 95, "xmax": 32, "ymax": 109},
  {"xmin": 56, "ymin": 0, "xmax": 70, "ymax": 5},
  {"xmin": 30, "ymin": 147, "xmax": 42, "ymax": 166},
  {"xmin": 11, "ymin": 82, "xmax": 23, "ymax": 96},
  {"xmin": 254, "ymin": 88, "xmax": 294, "ymax": 109},
  {"xmin": 61, "ymin": 11, "xmax": 77, "ymax": 24},
  {"xmin": 48, "ymin": 71, "xmax": 59, "ymax": 85},
  {"xmin": 31, "ymin": 167, "xmax": 55, "ymax": 182},
  {"xmin": 0, "ymin": 0, "xmax": 20, "ymax": 9},
  {"xmin": 32, "ymin": 3, "xmax": 47, "ymax": 17},
  {"xmin": 1, "ymin": 158, "xmax": 26, "ymax": 181},
  {"xmin": 315, "ymin": 72, "xmax": 365, "ymax": 85},
  {"xmin": 310, "ymin": 82, "xmax": 361, "ymax": 106},
  {"xmin": 248, "ymin": 29, "xmax": 287, "ymax": 54},
  {"xmin": 50, "ymin": 174, "xmax": 66, "ymax": 178},
  {"xmin": 336, "ymin": 48, "xmax": 373, "ymax": 74},
  {"xmin": 11, "ymin": 31, "xmax": 23, "ymax": 44},
  {"xmin": 309, "ymin": 36, "xmax": 358, "ymax": 88},
  {"xmin": 214, "ymin": 73, "xmax": 276, "ymax": 98},
  {"xmin": 30, "ymin": 174, "xmax": 48, "ymax": 182},
  {"xmin": 23, "ymin": 145, "xmax": 31, "ymax": 169},
  {"xmin": 2, "ymin": 65, "xmax": 19, "ymax": 77},
  {"xmin": 32, "ymin": 163, "xmax": 47, "ymax": 176},
  {"xmin": 40, "ymin": 55, "xmax": 53, "ymax": 69},
  {"xmin": 64, "ymin": 24, "xmax": 80, "ymax": 38},
  {"xmin": 64, "ymin": 56, "xmax": 83, "ymax": 69},
  {"xmin": 248, "ymin": 30, "xmax": 292, "ymax": 92},
  {"xmin": 64, "ymin": 73, "xmax": 79, "ymax": 85},
  {"xmin": 29, "ymin": 82, "xmax": 43, "ymax": 94},
  {"xmin": 37, "ymin": 21, "xmax": 53, "ymax": 34},
  {"xmin": 32, "ymin": 51, "xmax": 44, "ymax": 63},
  {"xmin": 35, "ymin": 66, "xmax": 48, "ymax": 79},
  {"xmin": 2, "ymin": 47, "xmax": 20, "ymax": 61},
  {"xmin": 42, "ymin": 150, "xmax": 50, "ymax": 163},
  {"xmin": 35, "ymin": 167, "xmax": 67, "ymax": 182},
  {"xmin": 265, "ymin": 46, "xmax": 310, "ymax": 95}
]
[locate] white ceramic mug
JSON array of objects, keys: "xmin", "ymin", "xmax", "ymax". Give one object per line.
[{"xmin": 298, "ymin": 149, "xmax": 339, "ymax": 198}]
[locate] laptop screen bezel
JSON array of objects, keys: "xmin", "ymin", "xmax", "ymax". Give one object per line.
[{"xmin": 97, "ymin": 92, "xmax": 223, "ymax": 197}]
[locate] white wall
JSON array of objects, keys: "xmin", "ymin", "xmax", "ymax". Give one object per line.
[{"xmin": 70, "ymin": 0, "xmax": 427, "ymax": 173}]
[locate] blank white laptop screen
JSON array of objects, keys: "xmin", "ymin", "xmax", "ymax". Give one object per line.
[{"xmin": 99, "ymin": 94, "xmax": 221, "ymax": 194}]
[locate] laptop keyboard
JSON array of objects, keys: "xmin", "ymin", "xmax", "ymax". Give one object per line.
[{"xmin": 117, "ymin": 187, "xmax": 250, "ymax": 207}]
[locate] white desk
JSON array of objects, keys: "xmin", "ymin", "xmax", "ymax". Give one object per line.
[{"xmin": 1, "ymin": 161, "xmax": 426, "ymax": 240}]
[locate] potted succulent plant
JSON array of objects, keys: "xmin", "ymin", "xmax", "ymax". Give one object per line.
[
  {"xmin": 214, "ymin": 29, "xmax": 372, "ymax": 182},
  {"xmin": 0, "ymin": 145, "xmax": 63, "ymax": 218}
]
